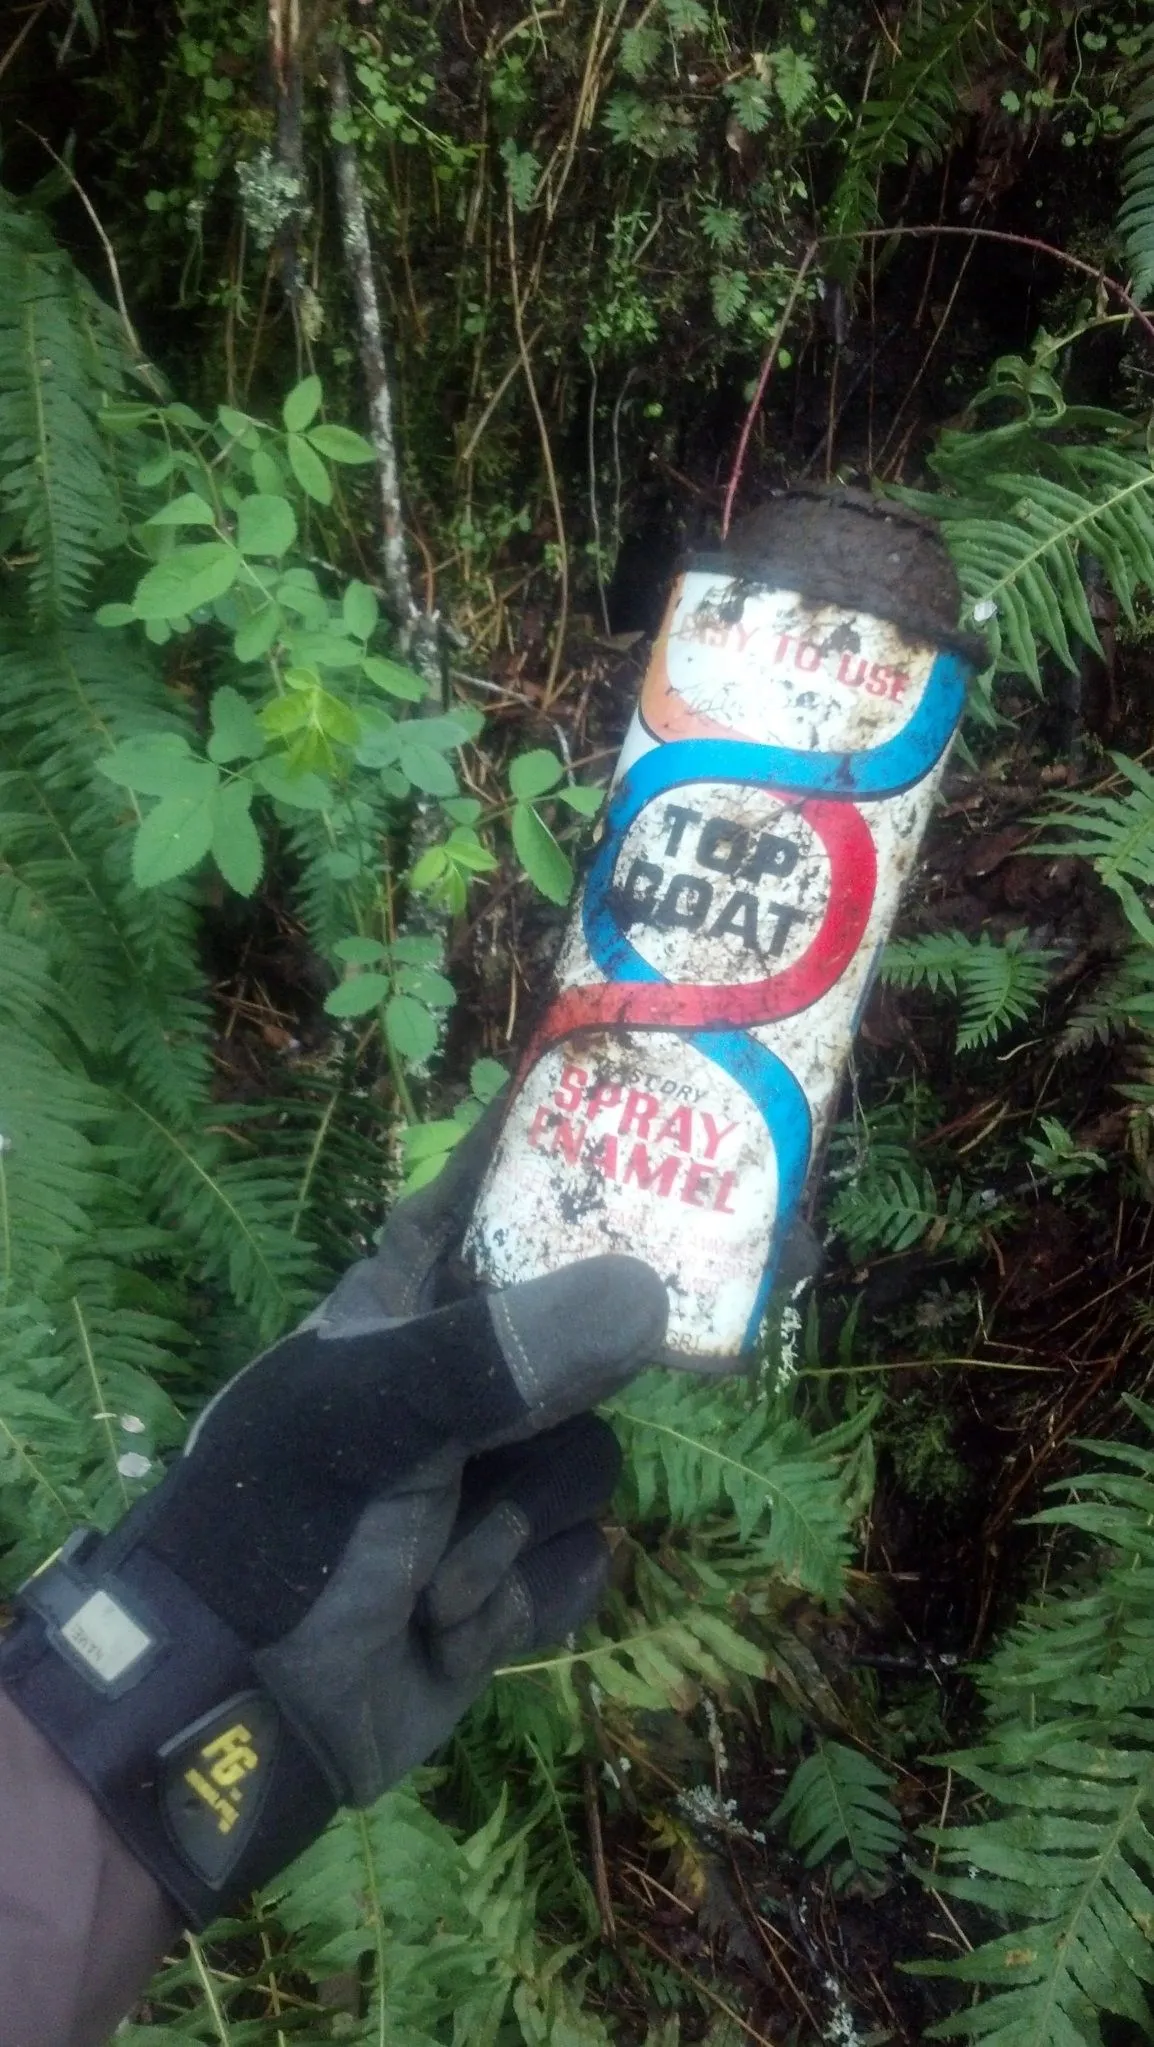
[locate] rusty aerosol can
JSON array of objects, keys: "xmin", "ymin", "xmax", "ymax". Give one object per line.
[{"xmin": 465, "ymin": 491, "xmax": 980, "ymax": 1371}]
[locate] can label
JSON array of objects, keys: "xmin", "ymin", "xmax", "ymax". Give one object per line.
[{"xmin": 466, "ymin": 570, "xmax": 969, "ymax": 1364}]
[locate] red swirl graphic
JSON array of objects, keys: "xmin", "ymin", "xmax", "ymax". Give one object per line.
[{"xmin": 525, "ymin": 794, "xmax": 877, "ymax": 1066}]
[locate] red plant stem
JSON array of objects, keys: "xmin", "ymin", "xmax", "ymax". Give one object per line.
[
  {"xmin": 720, "ymin": 223, "xmax": 1154, "ymax": 534},
  {"xmin": 721, "ymin": 242, "xmax": 817, "ymax": 538},
  {"xmin": 824, "ymin": 223, "xmax": 1154, "ymax": 351}
]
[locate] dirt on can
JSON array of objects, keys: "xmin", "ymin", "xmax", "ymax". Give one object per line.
[{"xmin": 465, "ymin": 491, "xmax": 978, "ymax": 1371}]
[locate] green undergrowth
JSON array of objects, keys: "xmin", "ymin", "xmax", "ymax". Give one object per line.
[{"xmin": 6, "ymin": 1, "xmax": 1154, "ymax": 2040}]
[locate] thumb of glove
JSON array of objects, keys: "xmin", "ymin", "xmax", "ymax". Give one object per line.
[{"xmin": 473, "ymin": 1253, "xmax": 669, "ymax": 1441}]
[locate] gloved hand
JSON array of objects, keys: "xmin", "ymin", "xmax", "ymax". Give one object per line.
[{"xmin": 0, "ymin": 1119, "xmax": 668, "ymax": 1928}]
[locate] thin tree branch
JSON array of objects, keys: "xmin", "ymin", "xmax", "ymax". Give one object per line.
[
  {"xmin": 329, "ymin": 49, "xmax": 417, "ymax": 627},
  {"xmin": 821, "ymin": 223, "xmax": 1154, "ymax": 352},
  {"xmin": 23, "ymin": 128, "xmax": 162, "ymax": 390},
  {"xmin": 506, "ymin": 189, "xmax": 568, "ymax": 704},
  {"xmin": 0, "ymin": 0, "xmax": 50, "ymax": 86}
]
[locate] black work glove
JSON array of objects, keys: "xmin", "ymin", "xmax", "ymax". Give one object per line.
[{"xmin": 0, "ymin": 1122, "xmax": 668, "ymax": 1928}]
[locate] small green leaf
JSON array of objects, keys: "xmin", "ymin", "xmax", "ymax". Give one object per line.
[
  {"xmin": 400, "ymin": 739, "xmax": 459, "ymax": 798},
  {"xmin": 314, "ymin": 691, "xmax": 360, "ymax": 747},
  {"xmin": 556, "ymin": 782, "xmax": 604, "ymax": 816},
  {"xmin": 283, "ymin": 374, "xmax": 323, "ymax": 433},
  {"xmin": 443, "ymin": 796, "xmax": 482, "ymax": 826},
  {"xmin": 286, "ymin": 631, "xmax": 362, "ymax": 670},
  {"xmin": 363, "ymin": 654, "xmax": 425, "ymax": 700},
  {"xmin": 386, "ymin": 937, "xmax": 441, "ymax": 970},
  {"xmin": 136, "ymin": 452, "xmax": 177, "ymax": 487},
  {"xmin": 100, "ymin": 734, "xmax": 205, "ymax": 798},
  {"xmin": 397, "ymin": 965, "xmax": 456, "ymax": 1007},
  {"xmin": 132, "ymin": 772, "xmax": 220, "ymax": 887},
  {"xmin": 386, "ymin": 993, "xmax": 439, "ymax": 1063},
  {"xmin": 233, "ymin": 603, "xmax": 282, "ymax": 662},
  {"xmin": 287, "ymin": 432, "xmax": 333, "ymax": 505},
  {"xmin": 471, "ymin": 1057, "xmax": 507, "ymax": 1103},
  {"xmin": 133, "ymin": 543, "xmax": 240, "ymax": 620},
  {"xmin": 325, "ymin": 972, "xmax": 392, "ymax": 1018},
  {"xmin": 252, "ymin": 757, "xmax": 331, "ymax": 809},
  {"xmin": 219, "ymin": 403, "xmax": 258, "ymax": 441},
  {"xmin": 512, "ymin": 802, "xmax": 573, "ymax": 904},
  {"xmin": 509, "ymin": 748, "xmax": 564, "ymax": 800},
  {"xmin": 404, "ymin": 1120, "xmax": 463, "ymax": 1163},
  {"xmin": 146, "ymin": 492, "xmax": 216, "ymax": 528},
  {"xmin": 389, "ymin": 935, "xmax": 442, "ymax": 967},
  {"xmin": 444, "ymin": 827, "xmax": 498, "ymax": 872},
  {"xmin": 260, "ymin": 695, "xmax": 312, "ymax": 738},
  {"xmin": 333, "ymin": 935, "xmax": 388, "ymax": 965},
  {"xmin": 274, "ymin": 567, "xmax": 327, "ymax": 626},
  {"xmin": 165, "ymin": 402, "xmax": 208, "ymax": 430},
  {"xmin": 250, "ymin": 448, "xmax": 286, "ymax": 495},
  {"xmin": 210, "ymin": 778, "xmax": 263, "ymax": 896},
  {"xmin": 410, "ymin": 846, "xmax": 449, "ymax": 889},
  {"xmin": 236, "ymin": 493, "xmax": 298, "ymax": 558},
  {"xmin": 418, "ymin": 710, "xmax": 478, "ymax": 748},
  {"xmin": 306, "ymin": 423, "xmax": 376, "ymax": 463},
  {"xmin": 343, "ymin": 579, "xmax": 379, "ymax": 641},
  {"xmin": 95, "ymin": 602, "xmax": 136, "ymax": 628},
  {"xmin": 208, "ymin": 686, "xmax": 267, "ymax": 765}
]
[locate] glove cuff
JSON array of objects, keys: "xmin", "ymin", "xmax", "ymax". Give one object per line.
[{"xmin": 0, "ymin": 1530, "xmax": 338, "ymax": 1929}]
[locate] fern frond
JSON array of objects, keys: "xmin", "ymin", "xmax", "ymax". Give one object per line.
[
  {"xmin": 611, "ymin": 1369, "xmax": 858, "ymax": 1605},
  {"xmin": 265, "ymin": 1784, "xmax": 610, "ymax": 2047},
  {"xmin": 826, "ymin": 1, "xmax": 991, "ymax": 254},
  {"xmin": 882, "ymin": 929, "xmax": 1055, "ymax": 1048},
  {"xmin": 1059, "ymin": 945, "xmax": 1154, "ymax": 1051},
  {"xmin": 918, "ymin": 1396, "xmax": 1154, "ymax": 2043},
  {"xmin": 0, "ymin": 193, "xmax": 135, "ymax": 620},
  {"xmin": 0, "ymin": 628, "xmax": 211, "ymax": 1121},
  {"xmin": 828, "ymin": 1162, "xmax": 993, "ymax": 1261},
  {"xmin": 774, "ymin": 1738, "xmax": 903, "ymax": 1890},
  {"xmin": 917, "ymin": 431, "xmax": 1154, "ymax": 684},
  {"xmin": 1038, "ymin": 753, "xmax": 1154, "ymax": 949},
  {"xmin": 1120, "ymin": 44, "xmax": 1154, "ymax": 304},
  {"xmin": 116, "ymin": 1095, "xmax": 315, "ymax": 1346}
]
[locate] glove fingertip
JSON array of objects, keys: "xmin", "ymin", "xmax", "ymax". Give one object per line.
[{"xmin": 490, "ymin": 1255, "xmax": 668, "ymax": 1424}]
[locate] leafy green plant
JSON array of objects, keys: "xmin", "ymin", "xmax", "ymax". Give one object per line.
[
  {"xmin": 1038, "ymin": 752, "xmax": 1154, "ymax": 946},
  {"xmin": 829, "ymin": 1162, "xmax": 997, "ymax": 1262},
  {"xmin": 774, "ymin": 1738, "xmax": 904, "ymax": 1891},
  {"xmin": 882, "ymin": 929, "xmax": 1056, "ymax": 1049},
  {"xmin": 916, "ymin": 1398, "xmax": 1154, "ymax": 2044},
  {"xmin": 508, "ymin": 747, "xmax": 604, "ymax": 907},
  {"xmin": 1120, "ymin": 39, "xmax": 1154, "ymax": 301},
  {"xmin": 901, "ymin": 348, "xmax": 1154, "ymax": 693},
  {"xmin": 1024, "ymin": 1115, "xmax": 1108, "ymax": 1185}
]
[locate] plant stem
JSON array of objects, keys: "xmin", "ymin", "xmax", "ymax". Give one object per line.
[{"xmin": 329, "ymin": 50, "xmax": 416, "ymax": 627}]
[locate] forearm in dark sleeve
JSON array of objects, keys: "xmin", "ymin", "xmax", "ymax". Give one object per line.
[{"xmin": 0, "ymin": 1683, "xmax": 180, "ymax": 2047}]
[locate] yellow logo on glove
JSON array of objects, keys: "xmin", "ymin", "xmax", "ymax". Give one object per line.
[{"xmin": 184, "ymin": 1722, "xmax": 260, "ymax": 1834}]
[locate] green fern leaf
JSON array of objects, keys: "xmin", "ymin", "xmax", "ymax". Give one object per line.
[
  {"xmin": 0, "ymin": 192, "xmax": 135, "ymax": 619},
  {"xmin": 1120, "ymin": 49, "xmax": 1154, "ymax": 304},
  {"xmin": 826, "ymin": 1, "xmax": 991, "ymax": 256},
  {"xmin": 917, "ymin": 1397, "xmax": 1154, "ymax": 2043},
  {"xmin": 774, "ymin": 1738, "xmax": 903, "ymax": 1889},
  {"xmin": 612, "ymin": 1369, "xmax": 858, "ymax": 1604},
  {"xmin": 913, "ymin": 415, "xmax": 1154, "ymax": 684},
  {"xmin": 1038, "ymin": 753, "xmax": 1154, "ymax": 947},
  {"xmin": 883, "ymin": 929, "xmax": 1055, "ymax": 1048}
]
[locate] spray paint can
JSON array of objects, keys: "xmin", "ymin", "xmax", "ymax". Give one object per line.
[{"xmin": 465, "ymin": 491, "xmax": 980, "ymax": 1371}]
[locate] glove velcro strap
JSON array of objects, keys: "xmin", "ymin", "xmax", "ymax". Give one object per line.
[{"xmin": 0, "ymin": 1532, "xmax": 337, "ymax": 1929}]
